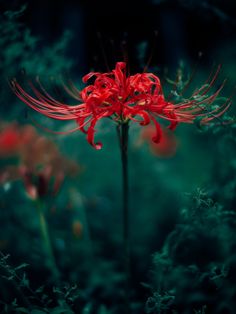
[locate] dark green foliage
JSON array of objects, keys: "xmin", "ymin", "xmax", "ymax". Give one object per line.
[
  {"xmin": 0, "ymin": 5, "xmax": 73, "ymax": 114},
  {"xmin": 146, "ymin": 188, "xmax": 236, "ymax": 313},
  {"xmin": 0, "ymin": 252, "xmax": 81, "ymax": 313}
]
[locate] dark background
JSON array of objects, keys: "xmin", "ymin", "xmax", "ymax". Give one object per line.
[{"xmin": 2, "ymin": 0, "xmax": 236, "ymax": 73}]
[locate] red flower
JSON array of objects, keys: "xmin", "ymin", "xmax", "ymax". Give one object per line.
[
  {"xmin": 0, "ymin": 125, "xmax": 21, "ymax": 155},
  {"xmin": 11, "ymin": 62, "xmax": 231, "ymax": 149},
  {"xmin": 19, "ymin": 165, "xmax": 64, "ymax": 200},
  {"xmin": 0, "ymin": 122, "xmax": 79, "ymax": 199},
  {"xmin": 0, "ymin": 123, "xmax": 35, "ymax": 157},
  {"xmin": 140, "ymin": 125, "xmax": 178, "ymax": 158}
]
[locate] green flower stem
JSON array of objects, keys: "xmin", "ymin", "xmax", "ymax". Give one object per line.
[
  {"xmin": 36, "ymin": 201, "xmax": 60, "ymax": 280},
  {"xmin": 117, "ymin": 122, "xmax": 130, "ymax": 313}
]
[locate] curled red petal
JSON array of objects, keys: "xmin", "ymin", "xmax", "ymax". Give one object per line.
[
  {"xmin": 113, "ymin": 62, "xmax": 126, "ymax": 87},
  {"xmin": 82, "ymin": 72, "xmax": 100, "ymax": 83},
  {"xmin": 167, "ymin": 111, "xmax": 178, "ymax": 130},
  {"xmin": 150, "ymin": 116, "xmax": 162, "ymax": 143},
  {"xmin": 87, "ymin": 118, "xmax": 102, "ymax": 150},
  {"xmin": 127, "ymin": 110, "xmax": 151, "ymax": 126}
]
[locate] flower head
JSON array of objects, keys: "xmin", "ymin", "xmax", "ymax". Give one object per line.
[
  {"xmin": 139, "ymin": 125, "xmax": 178, "ymax": 158},
  {"xmin": 0, "ymin": 124, "xmax": 25, "ymax": 155},
  {"xmin": 11, "ymin": 62, "xmax": 231, "ymax": 149},
  {"xmin": 0, "ymin": 122, "xmax": 79, "ymax": 199}
]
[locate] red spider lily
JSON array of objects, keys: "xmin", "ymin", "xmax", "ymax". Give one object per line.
[
  {"xmin": 0, "ymin": 122, "xmax": 79, "ymax": 199},
  {"xmin": 19, "ymin": 165, "xmax": 64, "ymax": 200},
  {"xmin": 0, "ymin": 123, "xmax": 36, "ymax": 157},
  {"xmin": 139, "ymin": 125, "xmax": 178, "ymax": 158},
  {"xmin": 11, "ymin": 62, "xmax": 231, "ymax": 149},
  {"xmin": 0, "ymin": 125, "xmax": 21, "ymax": 155}
]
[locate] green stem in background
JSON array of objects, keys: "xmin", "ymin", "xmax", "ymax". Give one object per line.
[
  {"xmin": 117, "ymin": 122, "xmax": 130, "ymax": 313},
  {"xmin": 36, "ymin": 200, "xmax": 60, "ymax": 280}
]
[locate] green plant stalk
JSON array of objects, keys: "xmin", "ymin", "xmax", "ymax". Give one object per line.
[
  {"xmin": 117, "ymin": 122, "xmax": 130, "ymax": 313},
  {"xmin": 36, "ymin": 201, "xmax": 60, "ymax": 280}
]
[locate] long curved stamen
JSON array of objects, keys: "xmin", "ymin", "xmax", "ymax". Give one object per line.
[
  {"xmin": 192, "ymin": 65, "xmax": 222, "ymax": 97},
  {"xmin": 60, "ymin": 77, "xmax": 82, "ymax": 101}
]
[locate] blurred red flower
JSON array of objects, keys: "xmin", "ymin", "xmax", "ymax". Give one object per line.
[
  {"xmin": 139, "ymin": 125, "xmax": 178, "ymax": 158},
  {"xmin": 0, "ymin": 122, "xmax": 79, "ymax": 200},
  {"xmin": 11, "ymin": 62, "xmax": 231, "ymax": 149},
  {"xmin": 0, "ymin": 123, "xmax": 36, "ymax": 156},
  {"xmin": 0, "ymin": 125, "xmax": 21, "ymax": 155}
]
